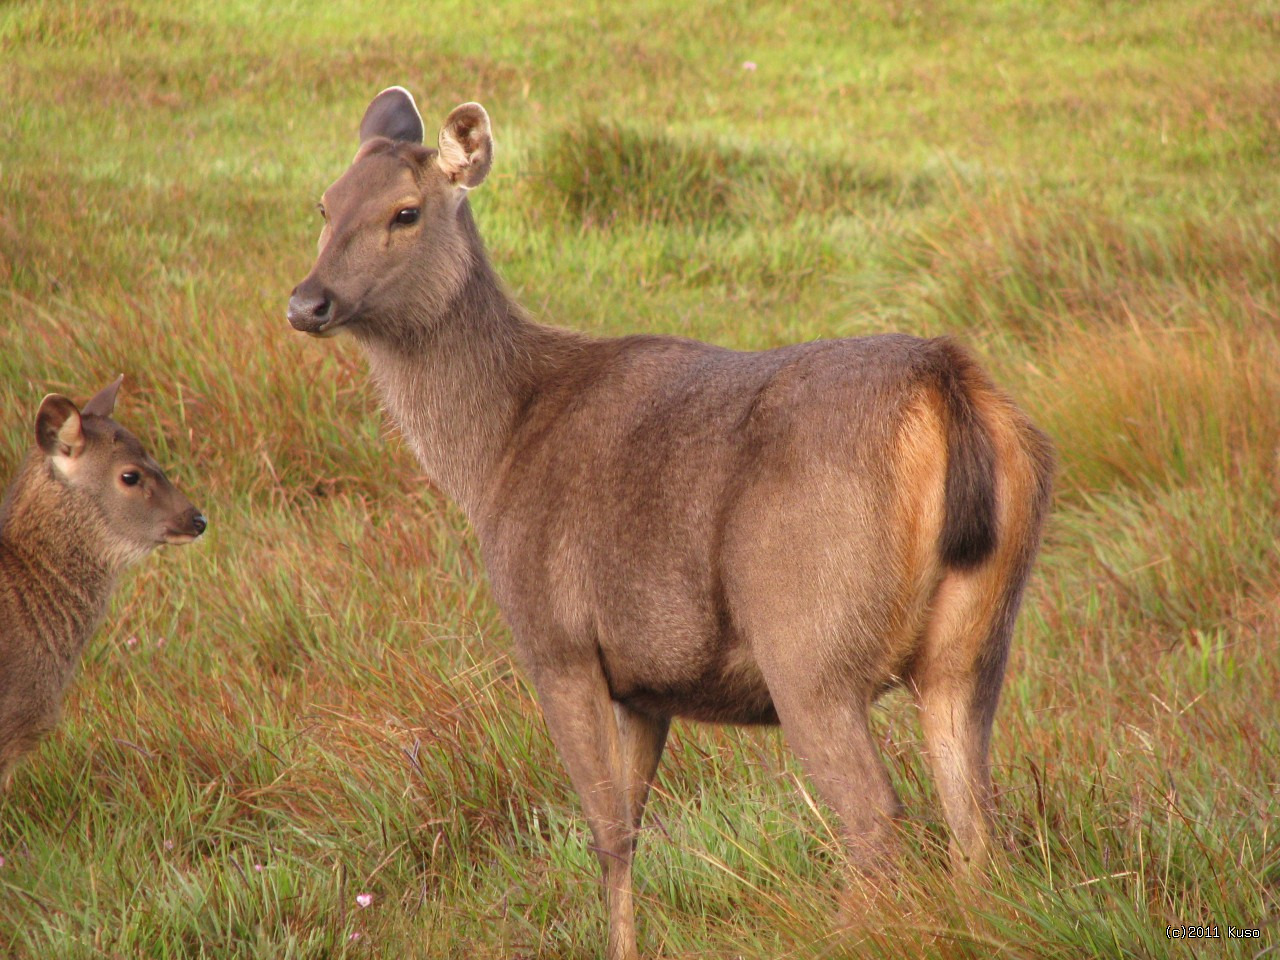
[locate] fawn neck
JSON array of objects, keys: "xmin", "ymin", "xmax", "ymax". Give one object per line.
[{"xmin": 0, "ymin": 458, "xmax": 118, "ymax": 655}]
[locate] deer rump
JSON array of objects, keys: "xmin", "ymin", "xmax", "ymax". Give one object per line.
[{"xmin": 480, "ymin": 331, "xmax": 1000, "ymax": 724}]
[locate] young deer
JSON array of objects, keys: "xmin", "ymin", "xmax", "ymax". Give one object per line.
[
  {"xmin": 289, "ymin": 87, "xmax": 1054, "ymax": 960},
  {"xmin": 0, "ymin": 377, "xmax": 206, "ymax": 790}
]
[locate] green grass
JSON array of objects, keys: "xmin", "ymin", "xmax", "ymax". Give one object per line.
[{"xmin": 2, "ymin": 0, "xmax": 1278, "ymax": 956}]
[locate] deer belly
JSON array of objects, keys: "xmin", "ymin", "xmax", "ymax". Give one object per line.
[{"xmin": 601, "ymin": 631, "xmax": 778, "ymax": 725}]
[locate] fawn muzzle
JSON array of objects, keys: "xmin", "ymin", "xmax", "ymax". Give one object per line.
[{"xmin": 163, "ymin": 507, "xmax": 207, "ymax": 545}]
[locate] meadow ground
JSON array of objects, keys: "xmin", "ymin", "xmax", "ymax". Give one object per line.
[{"xmin": 1, "ymin": 1, "xmax": 1278, "ymax": 957}]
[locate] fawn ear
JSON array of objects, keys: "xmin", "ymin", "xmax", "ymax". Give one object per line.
[
  {"xmin": 36, "ymin": 395, "xmax": 85, "ymax": 461},
  {"xmin": 81, "ymin": 373, "xmax": 124, "ymax": 419},
  {"xmin": 436, "ymin": 102, "xmax": 492, "ymax": 190},
  {"xmin": 359, "ymin": 86, "xmax": 425, "ymax": 145}
]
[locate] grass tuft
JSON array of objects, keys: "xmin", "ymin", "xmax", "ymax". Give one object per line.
[{"xmin": 533, "ymin": 117, "xmax": 932, "ymax": 230}]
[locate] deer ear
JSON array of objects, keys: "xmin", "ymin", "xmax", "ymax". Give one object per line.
[
  {"xmin": 81, "ymin": 373, "xmax": 124, "ymax": 419},
  {"xmin": 359, "ymin": 86, "xmax": 425, "ymax": 145},
  {"xmin": 437, "ymin": 102, "xmax": 492, "ymax": 190},
  {"xmin": 35, "ymin": 395, "xmax": 85, "ymax": 460}
]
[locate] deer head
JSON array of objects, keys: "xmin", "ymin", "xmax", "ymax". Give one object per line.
[
  {"xmin": 288, "ymin": 88, "xmax": 494, "ymax": 340},
  {"xmin": 35, "ymin": 376, "xmax": 206, "ymax": 564}
]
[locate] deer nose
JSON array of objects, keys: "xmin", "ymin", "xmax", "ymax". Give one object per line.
[
  {"xmin": 191, "ymin": 513, "xmax": 207, "ymax": 536},
  {"xmin": 287, "ymin": 291, "xmax": 332, "ymax": 331}
]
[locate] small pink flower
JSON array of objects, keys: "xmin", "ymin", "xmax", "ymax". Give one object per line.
[
  {"xmin": 253, "ymin": 863, "xmax": 264, "ymax": 872},
  {"xmin": 156, "ymin": 636, "xmax": 167, "ymax": 648},
  {"xmin": 125, "ymin": 636, "xmax": 139, "ymax": 648},
  {"xmin": 349, "ymin": 932, "xmax": 363, "ymax": 942},
  {"xmin": 164, "ymin": 839, "xmax": 175, "ymax": 850},
  {"xmin": 0, "ymin": 855, "xmax": 6, "ymax": 868},
  {"xmin": 742, "ymin": 61, "xmax": 757, "ymax": 71},
  {"xmin": 355, "ymin": 893, "xmax": 373, "ymax": 908}
]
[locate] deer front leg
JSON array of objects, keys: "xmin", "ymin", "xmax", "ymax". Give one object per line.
[
  {"xmin": 532, "ymin": 655, "xmax": 664, "ymax": 960},
  {"xmin": 614, "ymin": 702, "xmax": 669, "ymax": 845}
]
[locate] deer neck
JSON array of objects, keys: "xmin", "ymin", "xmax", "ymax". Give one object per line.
[
  {"xmin": 0, "ymin": 459, "xmax": 118, "ymax": 657},
  {"xmin": 354, "ymin": 257, "xmax": 553, "ymax": 518}
]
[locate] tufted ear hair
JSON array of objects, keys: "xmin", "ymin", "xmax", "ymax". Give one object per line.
[
  {"xmin": 436, "ymin": 102, "xmax": 492, "ymax": 190},
  {"xmin": 81, "ymin": 373, "xmax": 124, "ymax": 419},
  {"xmin": 359, "ymin": 86, "xmax": 425, "ymax": 145},
  {"xmin": 35, "ymin": 395, "xmax": 84, "ymax": 460}
]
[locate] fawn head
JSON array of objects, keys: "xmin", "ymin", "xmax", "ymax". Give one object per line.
[{"xmin": 35, "ymin": 376, "xmax": 206, "ymax": 564}]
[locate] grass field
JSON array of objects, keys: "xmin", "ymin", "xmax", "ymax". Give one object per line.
[{"xmin": 2, "ymin": 1, "xmax": 1278, "ymax": 957}]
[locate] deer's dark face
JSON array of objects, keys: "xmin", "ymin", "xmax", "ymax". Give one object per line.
[
  {"xmin": 76, "ymin": 419, "xmax": 205, "ymax": 551},
  {"xmin": 288, "ymin": 89, "xmax": 493, "ymax": 340},
  {"xmin": 36, "ymin": 379, "xmax": 206, "ymax": 566}
]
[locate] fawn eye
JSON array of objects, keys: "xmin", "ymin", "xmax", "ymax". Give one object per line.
[
  {"xmin": 121, "ymin": 471, "xmax": 140, "ymax": 487},
  {"xmin": 316, "ymin": 203, "xmax": 327, "ymax": 221},
  {"xmin": 394, "ymin": 207, "xmax": 420, "ymax": 226}
]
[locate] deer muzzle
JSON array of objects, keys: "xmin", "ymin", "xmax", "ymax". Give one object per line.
[
  {"xmin": 163, "ymin": 508, "xmax": 208, "ymax": 545},
  {"xmin": 287, "ymin": 287, "xmax": 341, "ymax": 336}
]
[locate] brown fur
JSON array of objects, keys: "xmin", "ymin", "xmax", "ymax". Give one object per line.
[
  {"xmin": 0, "ymin": 379, "xmax": 205, "ymax": 790},
  {"xmin": 289, "ymin": 88, "xmax": 1055, "ymax": 960}
]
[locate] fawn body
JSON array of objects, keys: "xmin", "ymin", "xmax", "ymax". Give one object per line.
[
  {"xmin": 289, "ymin": 87, "xmax": 1054, "ymax": 960},
  {"xmin": 0, "ymin": 378, "xmax": 205, "ymax": 789}
]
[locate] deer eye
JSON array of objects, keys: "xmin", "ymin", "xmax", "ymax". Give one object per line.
[
  {"xmin": 121, "ymin": 471, "xmax": 141, "ymax": 487},
  {"xmin": 316, "ymin": 203, "xmax": 327, "ymax": 221},
  {"xmin": 394, "ymin": 207, "xmax": 420, "ymax": 226}
]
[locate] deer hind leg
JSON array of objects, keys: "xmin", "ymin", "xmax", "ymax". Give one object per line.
[
  {"xmin": 753, "ymin": 644, "xmax": 903, "ymax": 885},
  {"xmin": 532, "ymin": 655, "xmax": 668, "ymax": 960},
  {"xmin": 911, "ymin": 567, "xmax": 1021, "ymax": 875}
]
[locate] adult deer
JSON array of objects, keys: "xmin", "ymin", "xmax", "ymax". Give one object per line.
[{"xmin": 288, "ymin": 87, "xmax": 1053, "ymax": 960}]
